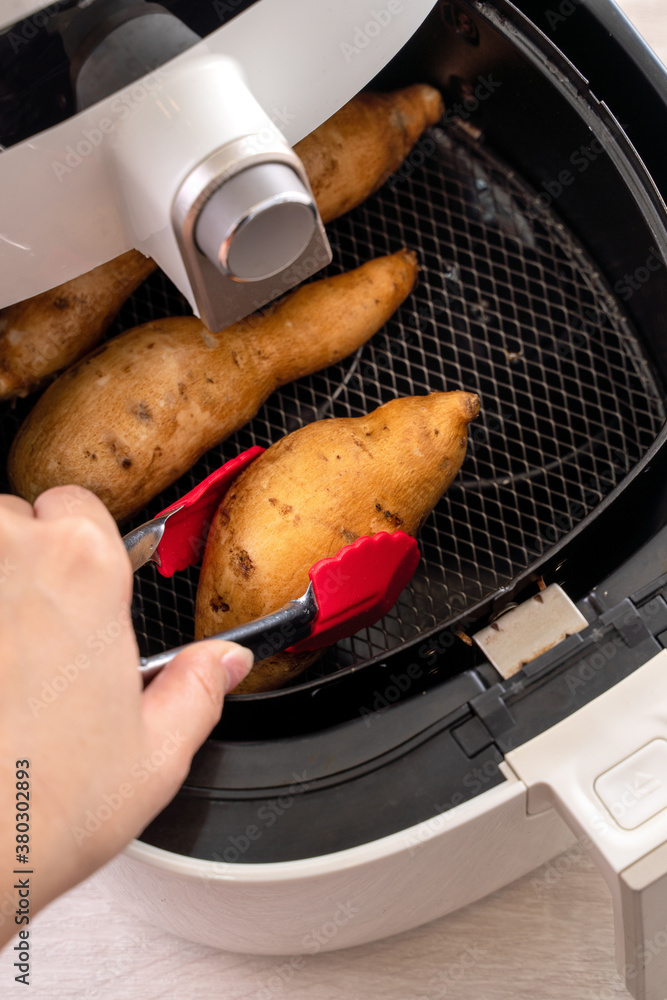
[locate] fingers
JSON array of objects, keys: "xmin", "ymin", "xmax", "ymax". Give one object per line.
[
  {"xmin": 34, "ymin": 486, "xmax": 120, "ymax": 540},
  {"xmin": 0, "ymin": 494, "xmax": 34, "ymax": 519},
  {"xmin": 139, "ymin": 640, "xmax": 254, "ymax": 802},
  {"xmin": 33, "ymin": 486, "xmax": 132, "ymax": 605}
]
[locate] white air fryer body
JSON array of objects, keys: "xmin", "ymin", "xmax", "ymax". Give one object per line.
[
  {"xmin": 98, "ymin": 648, "xmax": 667, "ymax": 1000},
  {"xmin": 99, "ymin": 772, "xmax": 577, "ymax": 954}
]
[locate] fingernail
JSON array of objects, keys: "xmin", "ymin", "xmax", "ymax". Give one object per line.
[{"xmin": 221, "ymin": 646, "xmax": 254, "ymax": 694}]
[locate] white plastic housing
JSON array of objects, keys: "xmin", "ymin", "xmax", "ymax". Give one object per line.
[
  {"xmin": 505, "ymin": 649, "xmax": 667, "ymax": 1000},
  {"xmin": 0, "ymin": 1, "xmax": 53, "ymax": 29},
  {"xmin": 106, "ymin": 51, "xmax": 332, "ymax": 325},
  {"xmin": 96, "ymin": 771, "xmax": 575, "ymax": 955}
]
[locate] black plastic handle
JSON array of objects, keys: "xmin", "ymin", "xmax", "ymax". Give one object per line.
[{"xmin": 138, "ymin": 585, "xmax": 317, "ymax": 682}]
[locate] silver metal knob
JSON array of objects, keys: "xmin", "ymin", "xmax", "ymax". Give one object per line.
[
  {"xmin": 172, "ymin": 131, "xmax": 332, "ymax": 332},
  {"xmin": 195, "ymin": 163, "xmax": 317, "ymax": 283}
]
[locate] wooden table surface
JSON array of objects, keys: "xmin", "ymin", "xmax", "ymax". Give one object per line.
[{"xmin": 2, "ymin": 2, "xmax": 665, "ymax": 998}]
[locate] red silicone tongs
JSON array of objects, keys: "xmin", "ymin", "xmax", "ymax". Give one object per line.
[
  {"xmin": 122, "ymin": 446, "xmax": 264, "ymax": 575},
  {"xmin": 123, "ymin": 447, "xmax": 421, "ymax": 684},
  {"xmin": 138, "ymin": 530, "xmax": 420, "ymax": 681}
]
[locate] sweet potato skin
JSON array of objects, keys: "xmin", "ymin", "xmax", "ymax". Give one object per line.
[
  {"xmin": 0, "ymin": 250, "xmax": 156, "ymax": 400},
  {"xmin": 295, "ymin": 84, "xmax": 444, "ymax": 223},
  {"xmin": 195, "ymin": 391, "xmax": 480, "ymax": 692},
  {"xmin": 8, "ymin": 250, "xmax": 418, "ymax": 521}
]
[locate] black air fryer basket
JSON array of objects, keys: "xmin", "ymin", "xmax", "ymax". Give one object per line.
[{"xmin": 3, "ymin": 0, "xmax": 667, "ymax": 863}]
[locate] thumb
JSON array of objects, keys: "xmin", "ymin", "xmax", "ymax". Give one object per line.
[{"xmin": 139, "ymin": 640, "xmax": 254, "ymax": 805}]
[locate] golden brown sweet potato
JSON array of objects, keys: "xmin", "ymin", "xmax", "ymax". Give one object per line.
[
  {"xmin": 0, "ymin": 250, "xmax": 156, "ymax": 400},
  {"xmin": 8, "ymin": 250, "xmax": 418, "ymax": 520},
  {"xmin": 195, "ymin": 391, "xmax": 480, "ymax": 693},
  {"xmin": 295, "ymin": 84, "xmax": 444, "ymax": 223}
]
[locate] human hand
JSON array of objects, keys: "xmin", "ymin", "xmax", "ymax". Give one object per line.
[{"xmin": 0, "ymin": 485, "xmax": 252, "ymax": 944}]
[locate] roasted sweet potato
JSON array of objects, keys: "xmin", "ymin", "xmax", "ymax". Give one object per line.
[
  {"xmin": 9, "ymin": 250, "xmax": 418, "ymax": 520},
  {"xmin": 295, "ymin": 84, "xmax": 444, "ymax": 223},
  {"xmin": 195, "ymin": 391, "xmax": 480, "ymax": 693},
  {"xmin": 0, "ymin": 250, "xmax": 156, "ymax": 400}
]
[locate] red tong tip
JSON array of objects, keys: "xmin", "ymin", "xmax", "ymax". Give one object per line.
[{"xmin": 288, "ymin": 531, "xmax": 420, "ymax": 653}]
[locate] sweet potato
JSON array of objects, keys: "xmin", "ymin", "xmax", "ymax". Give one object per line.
[
  {"xmin": 0, "ymin": 250, "xmax": 156, "ymax": 400},
  {"xmin": 8, "ymin": 250, "xmax": 418, "ymax": 520},
  {"xmin": 295, "ymin": 84, "xmax": 444, "ymax": 223},
  {"xmin": 195, "ymin": 391, "xmax": 480, "ymax": 693}
]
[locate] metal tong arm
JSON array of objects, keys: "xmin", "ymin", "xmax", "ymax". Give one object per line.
[
  {"xmin": 123, "ymin": 507, "xmax": 183, "ymax": 572},
  {"xmin": 138, "ymin": 584, "xmax": 317, "ymax": 682}
]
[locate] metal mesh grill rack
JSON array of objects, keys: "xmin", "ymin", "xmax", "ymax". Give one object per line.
[{"xmin": 1, "ymin": 122, "xmax": 663, "ymax": 685}]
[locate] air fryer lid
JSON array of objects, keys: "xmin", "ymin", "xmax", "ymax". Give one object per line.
[{"xmin": 0, "ymin": 0, "xmax": 260, "ymax": 148}]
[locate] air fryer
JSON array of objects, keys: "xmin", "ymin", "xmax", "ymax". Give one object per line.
[{"xmin": 3, "ymin": 2, "xmax": 667, "ymax": 999}]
